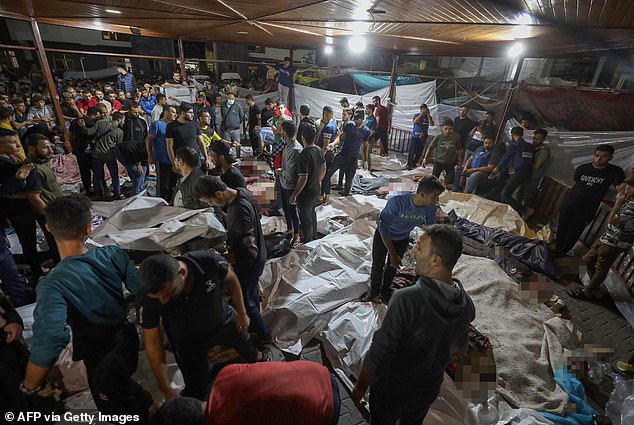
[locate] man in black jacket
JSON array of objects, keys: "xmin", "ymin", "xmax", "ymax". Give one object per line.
[
  {"xmin": 119, "ymin": 104, "xmax": 148, "ymax": 195},
  {"xmin": 171, "ymin": 147, "xmax": 206, "ymax": 210},
  {"xmin": 352, "ymin": 225, "xmax": 475, "ymax": 425}
]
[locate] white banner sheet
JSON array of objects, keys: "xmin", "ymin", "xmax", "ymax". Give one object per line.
[{"xmin": 294, "ymin": 80, "xmax": 436, "ymax": 131}]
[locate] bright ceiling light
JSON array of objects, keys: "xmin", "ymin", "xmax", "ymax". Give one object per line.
[
  {"xmin": 348, "ymin": 36, "xmax": 366, "ymax": 53},
  {"xmin": 508, "ymin": 41, "xmax": 525, "ymax": 57},
  {"xmin": 105, "ymin": 9, "xmax": 122, "ymax": 14},
  {"xmin": 325, "ymin": 36, "xmax": 333, "ymax": 44},
  {"xmin": 237, "ymin": 31, "xmax": 249, "ymax": 35},
  {"xmin": 324, "ymin": 45, "xmax": 333, "ymax": 54}
]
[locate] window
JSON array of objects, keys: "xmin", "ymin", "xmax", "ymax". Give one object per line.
[
  {"xmin": 53, "ymin": 54, "xmax": 74, "ymax": 70},
  {"xmin": 0, "ymin": 50, "xmax": 19, "ymax": 68},
  {"xmin": 106, "ymin": 56, "xmax": 126, "ymax": 68},
  {"xmin": 248, "ymin": 45, "xmax": 265, "ymax": 53},
  {"xmin": 101, "ymin": 31, "xmax": 131, "ymax": 42},
  {"xmin": 149, "ymin": 59, "xmax": 161, "ymax": 71}
]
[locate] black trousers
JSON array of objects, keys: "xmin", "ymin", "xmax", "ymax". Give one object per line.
[
  {"xmin": 324, "ymin": 153, "xmax": 357, "ymax": 196},
  {"xmin": 83, "ymin": 332, "xmax": 153, "ymax": 423},
  {"xmin": 501, "ymin": 174, "xmax": 529, "ymax": 215},
  {"xmin": 9, "ymin": 213, "xmax": 59, "ymax": 279},
  {"xmin": 297, "ymin": 193, "xmax": 320, "ymax": 242},
  {"xmin": 369, "ymin": 230, "xmax": 410, "ymax": 301},
  {"xmin": 156, "ymin": 162, "xmax": 178, "ymax": 202},
  {"xmin": 174, "ymin": 312, "xmax": 255, "ymax": 400},
  {"xmin": 369, "ymin": 378, "xmax": 440, "ymax": 425},
  {"xmin": 73, "ymin": 151, "xmax": 94, "ymax": 193},
  {"xmin": 555, "ymin": 198, "xmax": 595, "ymax": 256}
]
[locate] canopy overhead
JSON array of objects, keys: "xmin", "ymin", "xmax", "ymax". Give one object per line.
[{"xmin": 1, "ymin": 0, "xmax": 633, "ymax": 57}]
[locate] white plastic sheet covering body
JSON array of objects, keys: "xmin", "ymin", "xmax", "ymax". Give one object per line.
[
  {"xmin": 90, "ymin": 196, "xmax": 226, "ymax": 251},
  {"xmin": 261, "ymin": 213, "xmax": 579, "ymax": 415}
]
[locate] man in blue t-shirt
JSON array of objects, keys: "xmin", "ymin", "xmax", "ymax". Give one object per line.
[
  {"xmin": 316, "ymin": 106, "xmax": 338, "ymax": 199},
  {"xmin": 406, "ymin": 103, "xmax": 434, "ymax": 170},
  {"xmin": 266, "ymin": 57, "xmax": 307, "ymax": 111},
  {"xmin": 360, "ymin": 176, "xmax": 445, "ymax": 303},
  {"xmin": 322, "ymin": 109, "xmax": 370, "ymax": 200},
  {"xmin": 362, "ymin": 103, "xmax": 377, "ymax": 171},
  {"xmin": 147, "ymin": 104, "xmax": 177, "ymax": 201}
]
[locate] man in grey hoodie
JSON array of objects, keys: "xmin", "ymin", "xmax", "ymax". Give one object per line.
[{"xmin": 352, "ymin": 224, "xmax": 475, "ymax": 425}]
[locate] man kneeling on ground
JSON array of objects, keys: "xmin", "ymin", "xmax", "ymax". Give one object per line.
[
  {"xmin": 155, "ymin": 360, "xmax": 340, "ymax": 425},
  {"xmin": 137, "ymin": 252, "xmax": 254, "ymax": 401}
]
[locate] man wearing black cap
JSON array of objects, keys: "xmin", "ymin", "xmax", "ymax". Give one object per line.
[
  {"xmin": 209, "ymin": 141, "xmax": 246, "ymax": 189},
  {"xmin": 322, "ymin": 109, "xmax": 370, "ymax": 201}
]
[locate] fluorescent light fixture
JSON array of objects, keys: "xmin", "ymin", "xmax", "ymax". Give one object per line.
[
  {"xmin": 325, "ymin": 36, "xmax": 333, "ymax": 44},
  {"xmin": 324, "ymin": 45, "xmax": 333, "ymax": 54},
  {"xmin": 237, "ymin": 31, "xmax": 249, "ymax": 35},
  {"xmin": 348, "ymin": 36, "xmax": 366, "ymax": 53},
  {"xmin": 508, "ymin": 41, "xmax": 524, "ymax": 57},
  {"xmin": 105, "ymin": 9, "xmax": 122, "ymax": 14}
]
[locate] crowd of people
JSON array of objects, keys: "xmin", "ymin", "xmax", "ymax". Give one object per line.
[{"xmin": 0, "ymin": 63, "xmax": 633, "ymax": 425}]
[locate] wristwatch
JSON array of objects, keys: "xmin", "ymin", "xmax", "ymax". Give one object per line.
[{"xmin": 19, "ymin": 381, "xmax": 44, "ymax": 395}]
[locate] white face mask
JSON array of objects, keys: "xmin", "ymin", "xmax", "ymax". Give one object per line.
[{"xmin": 227, "ymin": 99, "xmax": 235, "ymax": 106}]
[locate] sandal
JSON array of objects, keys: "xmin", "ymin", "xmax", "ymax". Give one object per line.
[{"xmin": 566, "ymin": 287, "xmax": 603, "ymax": 300}]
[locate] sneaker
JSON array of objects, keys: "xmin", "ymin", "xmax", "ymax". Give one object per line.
[{"xmin": 617, "ymin": 361, "xmax": 634, "ymax": 373}]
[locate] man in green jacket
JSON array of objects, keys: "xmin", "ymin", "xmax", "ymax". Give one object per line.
[{"xmin": 78, "ymin": 111, "xmax": 125, "ymax": 200}]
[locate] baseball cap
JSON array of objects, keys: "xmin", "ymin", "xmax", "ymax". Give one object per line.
[{"xmin": 210, "ymin": 141, "xmax": 237, "ymax": 163}]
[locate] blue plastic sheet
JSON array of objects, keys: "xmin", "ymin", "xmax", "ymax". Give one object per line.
[
  {"xmin": 349, "ymin": 72, "xmax": 423, "ymax": 93},
  {"xmin": 541, "ymin": 368, "xmax": 597, "ymax": 425}
]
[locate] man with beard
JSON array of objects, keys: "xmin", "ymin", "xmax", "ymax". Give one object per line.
[
  {"xmin": 147, "ymin": 105, "xmax": 178, "ymax": 201},
  {"xmin": 353, "ymin": 225, "xmax": 475, "ymax": 424},
  {"xmin": 119, "ymin": 104, "xmax": 149, "ymax": 195},
  {"xmin": 463, "ymin": 137, "xmax": 501, "ymax": 195},
  {"xmin": 166, "ymin": 103, "xmax": 210, "ymax": 174}
]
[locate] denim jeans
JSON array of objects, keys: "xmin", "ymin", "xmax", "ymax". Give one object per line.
[
  {"xmin": 235, "ymin": 265, "xmax": 272, "ymax": 342},
  {"xmin": 0, "ymin": 229, "xmax": 27, "ymax": 304},
  {"xmin": 280, "ymin": 187, "xmax": 300, "ymax": 234},
  {"xmin": 406, "ymin": 136, "xmax": 425, "ymax": 168},
  {"xmin": 125, "ymin": 164, "xmax": 148, "ymax": 195}
]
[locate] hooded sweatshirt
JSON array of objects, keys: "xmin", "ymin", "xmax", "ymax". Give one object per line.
[{"xmin": 363, "ymin": 275, "xmax": 475, "ymax": 398}]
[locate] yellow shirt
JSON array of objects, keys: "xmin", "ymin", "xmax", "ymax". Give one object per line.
[
  {"xmin": 201, "ymin": 126, "xmax": 222, "ymax": 149},
  {"xmin": 0, "ymin": 121, "xmax": 25, "ymax": 158}
]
